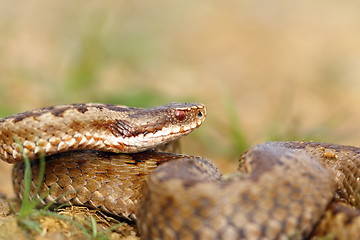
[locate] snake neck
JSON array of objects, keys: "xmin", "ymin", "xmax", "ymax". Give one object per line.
[{"xmin": 0, "ymin": 103, "xmax": 206, "ymax": 163}]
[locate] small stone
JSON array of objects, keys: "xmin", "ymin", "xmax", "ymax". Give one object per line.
[{"xmin": 0, "ymin": 197, "xmax": 11, "ymax": 216}]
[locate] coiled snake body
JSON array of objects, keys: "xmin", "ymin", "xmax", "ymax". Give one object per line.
[{"xmin": 1, "ymin": 103, "xmax": 360, "ymax": 239}]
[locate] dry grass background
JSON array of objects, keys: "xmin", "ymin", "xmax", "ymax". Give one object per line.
[{"xmin": 1, "ymin": 0, "xmax": 360, "ymax": 204}]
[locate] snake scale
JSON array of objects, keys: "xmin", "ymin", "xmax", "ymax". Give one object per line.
[{"xmin": 1, "ymin": 103, "xmax": 360, "ymax": 239}]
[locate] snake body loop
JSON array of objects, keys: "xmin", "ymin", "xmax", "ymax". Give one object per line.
[
  {"xmin": 12, "ymin": 150, "xmax": 200, "ymax": 220},
  {"xmin": 1, "ymin": 103, "xmax": 360, "ymax": 239},
  {"xmin": 136, "ymin": 142, "xmax": 360, "ymax": 239}
]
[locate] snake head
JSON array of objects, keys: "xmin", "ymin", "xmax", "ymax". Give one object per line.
[{"xmin": 109, "ymin": 103, "xmax": 207, "ymax": 152}]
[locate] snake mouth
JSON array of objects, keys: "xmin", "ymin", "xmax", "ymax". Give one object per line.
[
  {"xmin": 145, "ymin": 118, "xmax": 205, "ymax": 138},
  {"xmin": 118, "ymin": 118, "xmax": 205, "ymax": 151}
]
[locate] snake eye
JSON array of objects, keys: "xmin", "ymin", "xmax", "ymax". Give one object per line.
[
  {"xmin": 175, "ymin": 110, "xmax": 186, "ymax": 121},
  {"xmin": 197, "ymin": 110, "xmax": 203, "ymax": 118}
]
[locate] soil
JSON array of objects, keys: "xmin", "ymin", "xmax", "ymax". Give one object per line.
[{"xmin": 0, "ymin": 197, "xmax": 139, "ymax": 240}]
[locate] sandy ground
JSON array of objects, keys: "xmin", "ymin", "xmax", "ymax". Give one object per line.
[{"xmin": 1, "ymin": 1, "xmax": 360, "ymax": 239}]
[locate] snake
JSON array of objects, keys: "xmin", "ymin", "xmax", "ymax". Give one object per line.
[{"xmin": 1, "ymin": 103, "xmax": 360, "ymax": 239}]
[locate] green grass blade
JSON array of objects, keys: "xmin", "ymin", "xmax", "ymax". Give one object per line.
[
  {"xmin": 90, "ymin": 216, "xmax": 97, "ymax": 238},
  {"xmin": 19, "ymin": 148, "xmax": 33, "ymax": 217},
  {"xmin": 224, "ymin": 95, "xmax": 249, "ymax": 155},
  {"xmin": 34, "ymin": 153, "xmax": 46, "ymax": 197}
]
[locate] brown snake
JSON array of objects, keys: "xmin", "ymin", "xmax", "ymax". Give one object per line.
[{"xmin": 1, "ymin": 103, "xmax": 360, "ymax": 239}]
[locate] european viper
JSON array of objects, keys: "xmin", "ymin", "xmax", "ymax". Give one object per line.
[{"xmin": 1, "ymin": 103, "xmax": 360, "ymax": 239}]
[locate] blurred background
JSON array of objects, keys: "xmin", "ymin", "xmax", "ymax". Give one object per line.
[{"xmin": 1, "ymin": 0, "xmax": 360, "ymax": 196}]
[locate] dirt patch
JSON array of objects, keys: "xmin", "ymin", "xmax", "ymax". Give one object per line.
[{"xmin": 0, "ymin": 197, "xmax": 139, "ymax": 240}]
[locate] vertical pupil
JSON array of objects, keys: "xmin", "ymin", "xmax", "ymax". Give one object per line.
[{"xmin": 175, "ymin": 110, "xmax": 186, "ymax": 121}]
